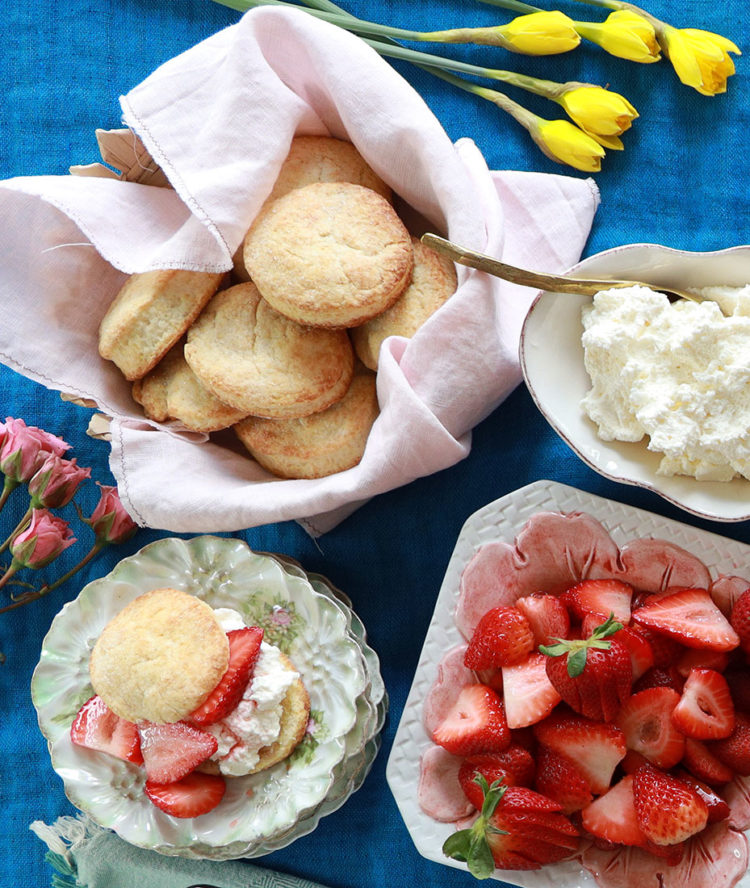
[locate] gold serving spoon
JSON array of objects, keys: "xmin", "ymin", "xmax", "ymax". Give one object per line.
[{"xmin": 421, "ymin": 233, "xmax": 716, "ymax": 309}]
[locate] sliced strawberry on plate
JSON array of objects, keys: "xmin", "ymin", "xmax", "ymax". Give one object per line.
[
  {"xmin": 730, "ymin": 588, "xmax": 750, "ymax": 655},
  {"xmin": 70, "ymin": 694, "xmax": 143, "ymax": 764},
  {"xmin": 532, "ymin": 708, "xmax": 626, "ymax": 795},
  {"xmin": 580, "ymin": 618, "xmax": 654, "ymax": 681},
  {"xmin": 561, "ymin": 578, "xmax": 633, "ymax": 625},
  {"xmin": 709, "ymin": 711, "xmax": 750, "ymax": 775},
  {"xmin": 501, "ymin": 652, "xmax": 561, "ymax": 729},
  {"xmin": 464, "ymin": 606, "xmax": 534, "ymax": 670},
  {"xmin": 432, "ymin": 683, "xmax": 510, "ymax": 756},
  {"xmin": 628, "ymin": 623, "xmax": 685, "ymax": 669},
  {"xmin": 632, "ymin": 665, "xmax": 684, "ymax": 694},
  {"xmin": 671, "ymin": 668, "xmax": 735, "ymax": 740},
  {"xmin": 515, "ymin": 593, "xmax": 570, "ymax": 647},
  {"xmin": 615, "ymin": 686, "xmax": 685, "ymax": 769},
  {"xmin": 673, "ymin": 770, "xmax": 730, "ymax": 823},
  {"xmin": 682, "ymin": 737, "xmax": 734, "ymax": 785},
  {"xmin": 138, "ymin": 721, "xmax": 218, "ymax": 784},
  {"xmin": 581, "ymin": 775, "xmax": 647, "ymax": 847},
  {"xmin": 458, "ymin": 746, "xmax": 536, "ymax": 808},
  {"xmin": 632, "ymin": 588, "xmax": 740, "ymax": 652},
  {"xmin": 189, "ymin": 626, "xmax": 263, "ymax": 726},
  {"xmin": 676, "ymin": 647, "xmax": 730, "ymax": 677},
  {"xmin": 145, "ymin": 770, "xmax": 226, "ymax": 818},
  {"xmin": 534, "ymin": 745, "xmax": 593, "ymax": 814},
  {"xmin": 632, "ymin": 763, "xmax": 709, "ymax": 845}
]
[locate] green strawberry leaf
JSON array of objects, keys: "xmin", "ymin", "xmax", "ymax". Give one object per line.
[
  {"xmin": 566, "ymin": 647, "xmax": 588, "ymax": 677},
  {"xmin": 444, "ymin": 777, "xmax": 508, "ymax": 880},
  {"xmin": 467, "ymin": 832, "xmax": 495, "ymax": 880},
  {"xmin": 443, "ymin": 828, "xmax": 473, "ymax": 863}
]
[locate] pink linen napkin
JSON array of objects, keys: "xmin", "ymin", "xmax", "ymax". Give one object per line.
[{"xmin": 0, "ymin": 7, "xmax": 599, "ymax": 535}]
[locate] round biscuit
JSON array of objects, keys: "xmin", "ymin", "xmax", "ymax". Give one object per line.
[
  {"xmin": 250, "ymin": 654, "xmax": 310, "ymax": 774},
  {"xmin": 351, "ymin": 236, "xmax": 458, "ymax": 370},
  {"xmin": 184, "ymin": 282, "xmax": 354, "ymax": 419},
  {"xmin": 89, "ymin": 587, "xmax": 230, "ymax": 724},
  {"xmin": 234, "ymin": 365, "xmax": 378, "ymax": 479},
  {"xmin": 243, "ymin": 182, "xmax": 413, "ymax": 328}
]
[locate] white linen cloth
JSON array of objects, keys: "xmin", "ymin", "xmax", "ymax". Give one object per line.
[{"xmin": 0, "ymin": 7, "xmax": 599, "ymax": 535}]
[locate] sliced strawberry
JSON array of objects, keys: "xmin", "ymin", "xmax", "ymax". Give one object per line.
[
  {"xmin": 474, "ymin": 667, "xmax": 504, "ymax": 693},
  {"xmin": 632, "ymin": 588, "xmax": 740, "ymax": 652},
  {"xmin": 632, "ymin": 763, "xmax": 709, "ymax": 845},
  {"xmin": 501, "ymin": 652, "xmax": 561, "ymax": 729},
  {"xmin": 581, "ymin": 775, "xmax": 647, "ymax": 847},
  {"xmin": 138, "ymin": 721, "xmax": 218, "ymax": 784},
  {"xmin": 70, "ymin": 694, "xmax": 143, "ymax": 764},
  {"xmin": 515, "ymin": 593, "xmax": 570, "ymax": 647},
  {"xmin": 709, "ymin": 711, "xmax": 750, "ymax": 775},
  {"xmin": 532, "ymin": 709, "xmax": 626, "ymax": 795},
  {"xmin": 632, "ymin": 665, "xmax": 684, "ymax": 694},
  {"xmin": 432, "ymin": 684, "xmax": 510, "ymax": 756},
  {"xmin": 673, "ymin": 770, "xmax": 730, "ymax": 823},
  {"xmin": 676, "ymin": 647, "xmax": 730, "ymax": 677},
  {"xmin": 724, "ymin": 667, "xmax": 750, "ymax": 712},
  {"xmin": 620, "ymin": 749, "xmax": 651, "ymax": 774},
  {"xmin": 671, "ymin": 668, "xmax": 735, "ymax": 740},
  {"xmin": 534, "ymin": 745, "xmax": 593, "ymax": 814},
  {"xmin": 189, "ymin": 626, "xmax": 263, "ymax": 726},
  {"xmin": 581, "ymin": 618, "xmax": 655, "ymax": 681},
  {"xmin": 458, "ymin": 746, "xmax": 536, "ymax": 808},
  {"xmin": 145, "ymin": 770, "xmax": 226, "ymax": 818},
  {"xmin": 464, "ymin": 606, "xmax": 534, "ymax": 669},
  {"xmin": 730, "ymin": 588, "xmax": 750, "ymax": 655},
  {"xmin": 561, "ymin": 578, "xmax": 633, "ymax": 625},
  {"xmin": 628, "ymin": 623, "xmax": 685, "ymax": 669},
  {"xmin": 681, "ymin": 737, "xmax": 734, "ymax": 785},
  {"xmin": 615, "ymin": 686, "xmax": 686, "ymax": 769}
]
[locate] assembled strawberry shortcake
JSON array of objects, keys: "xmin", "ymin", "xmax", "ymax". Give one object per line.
[{"xmin": 70, "ymin": 587, "xmax": 309, "ymax": 818}]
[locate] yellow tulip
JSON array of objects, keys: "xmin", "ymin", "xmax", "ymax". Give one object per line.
[
  {"xmin": 557, "ymin": 86, "xmax": 638, "ymax": 145},
  {"xmin": 498, "ymin": 11, "xmax": 581, "ymax": 55},
  {"xmin": 661, "ymin": 26, "xmax": 741, "ymax": 95},
  {"xmin": 575, "ymin": 9, "xmax": 661, "ymax": 63},
  {"xmin": 532, "ymin": 119, "xmax": 606, "ymax": 172}
]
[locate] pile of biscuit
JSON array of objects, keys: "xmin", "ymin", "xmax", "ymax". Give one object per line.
[{"xmin": 98, "ymin": 136, "xmax": 457, "ymax": 480}]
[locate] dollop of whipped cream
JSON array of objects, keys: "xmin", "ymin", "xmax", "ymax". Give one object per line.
[
  {"xmin": 208, "ymin": 607, "xmax": 299, "ymax": 776},
  {"xmin": 580, "ymin": 285, "xmax": 750, "ymax": 482}
]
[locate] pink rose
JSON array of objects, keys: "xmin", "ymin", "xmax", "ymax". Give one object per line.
[
  {"xmin": 28, "ymin": 454, "xmax": 91, "ymax": 509},
  {"xmin": 86, "ymin": 483, "xmax": 137, "ymax": 544},
  {"xmin": 10, "ymin": 508, "xmax": 76, "ymax": 569},
  {"xmin": 0, "ymin": 417, "xmax": 70, "ymax": 484}
]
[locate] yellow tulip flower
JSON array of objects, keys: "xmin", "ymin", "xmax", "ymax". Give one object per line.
[
  {"xmin": 532, "ymin": 119, "xmax": 606, "ymax": 172},
  {"xmin": 575, "ymin": 9, "xmax": 661, "ymax": 63},
  {"xmin": 498, "ymin": 11, "xmax": 581, "ymax": 55},
  {"xmin": 660, "ymin": 26, "xmax": 741, "ymax": 95},
  {"xmin": 557, "ymin": 86, "xmax": 638, "ymax": 144}
]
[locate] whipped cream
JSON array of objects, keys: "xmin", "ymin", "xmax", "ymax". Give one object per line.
[
  {"xmin": 208, "ymin": 608, "xmax": 299, "ymax": 776},
  {"xmin": 580, "ymin": 286, "xmax": 750, "ymax": 482}
]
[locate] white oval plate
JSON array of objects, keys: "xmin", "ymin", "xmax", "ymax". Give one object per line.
[{"xmin": 520, "ymin": 243, "xmax": 750, "ymax": 522}]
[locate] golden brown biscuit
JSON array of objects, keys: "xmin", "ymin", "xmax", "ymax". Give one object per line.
[
  {"xmin": 234, "ymin": 366, "xmax": 378, "ymax": 479},
  {"xmin": 250, "ymin": 655, "xmax": 310, "ymax": 773},
  {"xmin": 351, "ymin": 237, "xmax": 458, "ymax": 370},
  {"xmin": 184, "ymin": 282, "xmax": 354, "ymax": 419},
  {"xmin": 132, "ymin": 342, "xmax": 250, "ymax": 433},
  {"xmin": 90, "ymin": 588, "xmax": 230, "ymax": 725},
  {"xmin": 98, "ymin": 270, "xmax": 224, "ymax": 380},
  {"xmin": 243, "ymin": 182, "xmax": 413, "ymax": 328}
]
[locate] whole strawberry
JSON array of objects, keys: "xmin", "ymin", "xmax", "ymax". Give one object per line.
[
  {"xmin": 540, "ymin": 614, "xmax": 632, "ymax": 722},
  {"xmin": 464, "ymin": 606, "xmax": 535, "ymax": 669}
]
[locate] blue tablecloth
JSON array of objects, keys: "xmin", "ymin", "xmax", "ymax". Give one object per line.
[{"xmin": 1, "ymin": 1, "xmax": 749, "ymax": 886}]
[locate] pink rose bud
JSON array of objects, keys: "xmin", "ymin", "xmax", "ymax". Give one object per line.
[
  {"xmin": 86, "ymin": 483, "xmax": 137, "ymax": 544},
  {"xmin": 28, "ymin": 454, "xmax": 92, "ymax": 509},
  {"xmin": 0, "ymin": 417, "xmax": 71, "ymax": 484},
  {"xmin": 10, "ymin": 508, "xmax": 76, "ymax": 570}
]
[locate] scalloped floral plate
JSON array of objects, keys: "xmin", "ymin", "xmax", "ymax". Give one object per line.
[
  {"xmin": 32, "ymin": 536, "xmax": 376, "ymax": 860},
  {"xmin": 386, "ymin": 480, "xmax": 750, "ymax": 887}
]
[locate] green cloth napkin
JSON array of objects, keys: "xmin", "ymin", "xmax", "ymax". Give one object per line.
[{"xmin": 30, "ymin": 816, "xmax": 334, "ymax": 888}]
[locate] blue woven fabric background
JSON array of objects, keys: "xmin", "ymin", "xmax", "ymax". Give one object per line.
[{"xmin": 1, "ymin": 1, "xmax": 749, "ymax": 887}]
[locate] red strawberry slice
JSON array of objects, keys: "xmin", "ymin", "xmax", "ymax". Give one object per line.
[
  {"xmin": 458, "ymin": 746, "xmax": 536, "ymax": 808},
  {"xmin": 673, "ymin": 770, "xmax": 730, "ymax": 823},
  {"xmin": 615, "ymin": 686, "xmax": 686, "ymax": 769},
  {"xmin": 502, "ymin": 652, "xmax": 561, "ymax": 729},
  {"xmin": 632, "ymin": 588, "xmax": 740, "ymax": 652},
  {"xmin": 632, "ymin": 665, "xmax": 684, "ymax": 694},
  {"xmin": 534, "ymin": 745, "xmax": 593, "ymax": 814},
  {"xmin": 532, "ymin": 709, "xmax": 626, "ymax": 795},
  {"xmin": 671, "ymin": 668, "xmax": 735, "ymax": 740},
  {"xmin": 632, "ymin": 763, "xmax": 709, "ymax": 845},
  {"xmin": 189, "ymin": 626, "xmax": 263, "ymax": 726},
  {"xmin": 580, "ymin": 618, "xmax": 655, "ymax": 681},
  {"xmin": 70, "ymin": 694, "xmax": 143, "ymax": 764},
  {"xmin": 709, "ymin": 711, "xmax": 750, "ymax": 775},
  {"xmin": 138, "ymin": 721, "xmax": 218, "ymax": 784},
  {"xmin": 681, "ymin": 737, "xmax": 734, "ymax": 786},
  {"xmin": 464, "ymin": 606, "xmax": 534, "ymax": 669},
  {"xmin": 676, "ymin": 647, "xmax": 730, "ymax": 677},
  {"xmin": 515, "ymin": 593, "xmax": 570, "ymax": 647},
  {"xmin": 561, "ymin": 578, "xmax": 633, "ymax": 624},
  {"xmin": 581, "ymin": 775, "xmax": 648, "ymax": 847},
  {"xmin": 730, "ymin": 588, "xmax": 750, "ymax": 655},
  {"xmin": 145, "ymin": 770, "xmax": 226, "ymax": 818},
  {"xmin": 628, "ymin": 623, "xmax": 685, "ymax": 669},
  {"xmin": 432, "ymin": 683, "xmax": 510, "ymax": 756}
]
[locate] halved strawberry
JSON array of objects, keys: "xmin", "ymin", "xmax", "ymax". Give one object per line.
[
  {"xmin": 432, "ymin": 683, "xmax": 510, "ymax": 756},
  {"xmin": 534, "ymin": 745, "xmax": 593, "ymax": 814},
  {"xmin": 464, "ymin": 606, "xmax": 534, "ymax": 669},
  {"xmin": 709, "ymin": 711, "xmax": 750, "ymax": 775},
  {"xmin": 501, "ymin": 652, "xmax": 561, "ymax": 729},
  {"xmin": 561, "ymin": 578, "xmax": 633, "ymax": 624},
  {"xmin": 628, "ymin": 623, "xmax": 685, "ymax": 669},
  {"xmin": 671, "ymin": 668, "xmax": 735, "ymax": 740},
  {"xmin": 632, "ymin": 588, "xmax": 740, "ymax": 652},
  {"xmin": 673, "ymin": 770, "xmax": 730, "ymax": 823},
  {"xmin": 615, "ymin": 686, "xmax": 685, "ymax": 769},
  {"xmin": 189, "ymin": 626, "xmax": 263, "ymax": 726},
  {"xmin": 730, "ymin": 588, "xmax": 750, "ymax": 655},
  {"xmin": 145, "ymin": 771, "xmax": 226, "ymax": 818},
  {"xmin": 515, "ymin": 594, "xmax": 570, "ymax": 647},
  {"xmin": 70, "ymin": 694, "xmax": 143, "ymax": 764},
  {"xmin": 681, "ymin": 737, "xmax": 734, "ymax": 785},
  {"xmin": 532, "ymin": 709, "xmax": 626, "ymax": 795},
  {"xmin": 458, "ymin": 746, "xmax": 536, "ymax": 808},
  {"xmin": 676, "ymin": 647, "xmax": 730, "ymax": 677},
  {"xmin": 632, "ymin": 763, "xmax": 709, "ymax": 845},
  {"xmin": 632, "ymin": 665, "xmax": 684, "ymax": 694},
  {"xmin": 138, "ymin": 721, "xmax": 218, "ymax": 783},
  {"xmin": 581, "ymin": 775, "xmax": 647, "ymax": 847}
]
